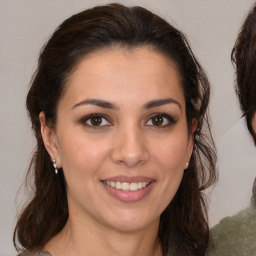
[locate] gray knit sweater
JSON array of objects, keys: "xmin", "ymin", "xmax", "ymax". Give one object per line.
[{"xmin": 207, "ymin": 178, "xmax": 256, "ymax": 256}]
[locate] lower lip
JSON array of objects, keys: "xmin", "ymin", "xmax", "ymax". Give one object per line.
[{"xmin": 102, "ymin": 182, "xmax": 155, "ymax": 202}]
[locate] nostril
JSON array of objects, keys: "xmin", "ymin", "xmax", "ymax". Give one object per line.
[{"xmin": 111, "ymin": 147, "xmax": 149, "ymax": 167}]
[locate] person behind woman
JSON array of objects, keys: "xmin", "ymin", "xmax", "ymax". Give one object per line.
[
  {"xmin": 14, "ymin": 3, "xmax": 216, "ymax": 256},
  {"xmin": 207, "ymin": 3, "xmax": 256, "ymax": 256}
]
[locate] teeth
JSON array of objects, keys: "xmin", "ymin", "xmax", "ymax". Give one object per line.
[
  {"xmin": 121, "ymin": 182, "xmax": 130, "ymax": 191},
  {"xmin": 130, "ymin": 183, "xmax": 138, "ymax": 191},
  {"xmin": 137, "ymin": 182, "xmax": 143, "ymax": 189},
  {"xmin": 116, "ymin": 182, "xmax": 121, "ymax": 189},
  {"xmin": 104, "ymin": 181, "xmax": 150, "ymax": 191}
]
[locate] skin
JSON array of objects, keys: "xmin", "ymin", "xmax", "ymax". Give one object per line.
[
  {"xmin": 252, "ymin": 113, "xmax": 256, "ymax": 136},
  {"xmin": 40, "ymin": 46, "xmax": 195, "ymax": 256},
  {"xmin": 251, "ymin": 113, "xmax": 256, "ymax": 145}
]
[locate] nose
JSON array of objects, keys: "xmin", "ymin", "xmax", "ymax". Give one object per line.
[{"xmin": 110, "ymin": 126, "xmax": 149, "ymax": 167}]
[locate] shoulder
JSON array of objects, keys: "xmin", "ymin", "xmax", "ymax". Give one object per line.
[
  {"xmin": 207, "ymin": 205, "xmax": 256, "ymax": 255},
  {"xmin": 18, "ymin": 251, "xmax": 51, "ymax": 256}
]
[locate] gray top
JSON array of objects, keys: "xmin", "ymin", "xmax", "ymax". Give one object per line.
[{"xmin": 207, "ymin": 178, "xmax": 256, "ymax": 255}]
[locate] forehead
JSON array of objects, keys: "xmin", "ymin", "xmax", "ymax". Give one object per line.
[{"xmin": 61, "ymin": 46, "xmax": 185, "ymax": 108}]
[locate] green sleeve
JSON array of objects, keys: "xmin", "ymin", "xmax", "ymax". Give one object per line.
[{"xmin": 207, "ymin": 206, "xmax": 256, "ymax": 255}]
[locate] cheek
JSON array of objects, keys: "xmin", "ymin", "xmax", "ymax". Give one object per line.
[
  {"xmin": 57, "ymin": 132, "xmax": 110, "ymax": 178},
  {"xmin": 149, "ymin": 136, "xmax": 187, "ymax": 211},
  {"xmin": 150, "ymin": 132, "xmax": 188, "ymax": 197},
  {"xmin": 151, "ymin": 133, "xmax": 188, "ymax": 171}
]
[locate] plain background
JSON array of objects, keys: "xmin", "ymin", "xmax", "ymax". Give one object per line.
[{"xmin": 1, "ymin": 0, "xmax": 256, "ymax": 255}]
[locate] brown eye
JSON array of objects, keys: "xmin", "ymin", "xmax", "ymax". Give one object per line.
[
  {"xmin": 145, "ymin": 113, "xmax": 177, "ymax": 127},
  {"xmin": 81, "ymin": 114, "xmax": 111, "ymax": 128},
  {"xmin": 91, "ymin": 116, "xmax": 102, "ymax": 126},
  {"xmin": 151, "ymin": 115, "xmax": 163, "ymax": 126}
]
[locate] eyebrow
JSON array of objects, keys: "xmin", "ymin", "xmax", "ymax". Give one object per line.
[
  {"xmin": 72, "ymin": 98, "xmax": 181, "ymax": 111},
  {"xmin": 144, "ymin": 98, "xmax": 182, "ymax": 111},
  {"xmin": 72, "ymin": 99, "xmax": 119, "ymax": 110}
]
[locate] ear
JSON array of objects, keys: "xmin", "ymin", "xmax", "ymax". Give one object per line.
[
  {"xmin": 251, "ymin": 112, "xmax": 256, "ymax": 146},
  {"xmin": 39, "ymin": 111, "xmax": 61, "ymax": 168},
  {"xmin": 251, "ymin": 112, "xmax": 256, "ymax": 134},
  {"xmin": 185, "ymin": 118, "xmax": 198, "ymax": 169}
]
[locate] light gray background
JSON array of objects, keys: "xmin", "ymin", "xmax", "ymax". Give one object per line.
[{"xmin": 1, "ymin": 0, "xmax": 256, "ymax": 255}]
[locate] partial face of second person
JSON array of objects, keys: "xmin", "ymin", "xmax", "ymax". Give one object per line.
[{"xmin": 41, "ymin": 46, "xmax": 194, "ymax": 234}]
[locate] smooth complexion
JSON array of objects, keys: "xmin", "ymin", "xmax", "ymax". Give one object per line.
[{"xmin": 40, "ymin": 47, "xmax": 195, "ymax": 256}]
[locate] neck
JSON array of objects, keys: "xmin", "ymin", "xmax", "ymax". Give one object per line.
[{"xmin": 44, "ymin": 213, "xmax": 162, "ymax": 256}]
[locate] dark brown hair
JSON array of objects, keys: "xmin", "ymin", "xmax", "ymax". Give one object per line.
[
  {"xmin": 14, "ymin": 3, "xmax": 217, "ymax": 255},
  {"xmin": 232, "ymin": 3, "xmax": 256, "ymax": 142}
]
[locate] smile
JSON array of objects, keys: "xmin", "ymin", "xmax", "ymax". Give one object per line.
[
  {"xmin": 103, "ymin": 181, "xmax": 150, "ymax": 192},
  {"xmin": 102, "ymin": 176, "xmax": 155, "ymax": 202}
]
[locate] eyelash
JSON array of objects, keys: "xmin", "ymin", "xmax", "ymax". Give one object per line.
[
  {"xmin": 80, "ymin": 113, "xmax": 177, "ymax": 129},
  {"xmin": 80, "ymin": 114, "xmax": 112, "ymax": 129},
  {"xmin": 145, "ymin": 113, "xmax": 177, "ymax": 127}
]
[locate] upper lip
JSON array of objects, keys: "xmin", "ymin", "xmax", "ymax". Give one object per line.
[{"xmin": 102, "ymin": 176, "xmax": 155, "ymax": 183}]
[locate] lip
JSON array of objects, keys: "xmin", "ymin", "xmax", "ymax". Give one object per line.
[{"xmin": 101, "ymin": 176, "xmax": 155, "ymax": 203}]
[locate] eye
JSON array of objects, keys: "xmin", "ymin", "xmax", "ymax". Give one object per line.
[
  {"xmin": 145, "ymin": 113, "xmax": 177, "ymax": 127},
  {"xmin": 81, "ymin": 114, "xmax": 111, "ymax": 128}
]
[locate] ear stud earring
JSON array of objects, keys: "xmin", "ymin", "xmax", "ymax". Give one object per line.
[
  {"xmin": 52, "ymin": 159, "xmax": 58, "ymax": 174},
  {"xmin": 185, "ymin": 162, "xmax": 189, "ymax": 167}
]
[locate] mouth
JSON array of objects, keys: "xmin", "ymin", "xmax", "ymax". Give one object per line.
[
  {"xmin": 103, "ymin": 181, "xmax": 150, "ymax": 192},
  {"xmin": 101, "ymin": 176, "xmax": 155, "ymax": 202}
]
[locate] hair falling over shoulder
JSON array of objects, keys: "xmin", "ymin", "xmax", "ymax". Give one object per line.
[{"xmin": 14, "ymin": 3, "xmax": 217, "ymax": 255}]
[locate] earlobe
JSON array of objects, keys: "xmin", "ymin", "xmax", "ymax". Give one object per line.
[{"xmin": 39, "ymin": 112, "xmax": 61, "ymax": 168}]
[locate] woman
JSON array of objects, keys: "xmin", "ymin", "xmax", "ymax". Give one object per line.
[
  {"xmin": 14, "ymin": 3, "xmax": 217, "ymax": 256},
  {"xmin": 207, "ymin": 3, "xmax": 256, "ymax": 255}
]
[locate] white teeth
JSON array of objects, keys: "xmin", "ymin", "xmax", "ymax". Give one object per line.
[
  {"xmin": 116, "ymin": 182, "xmax": 122, "ymax": 189},
  {"xmin": 121, "ymin": 182, "xmax": 130, "ymax": 191},
  {"xmin": 104, "ymin": 181, "xmax": 150, "ymax": 191},
  {"xmin": 129, "ymin": 183, "xmax": 138, "ymax": 191}
]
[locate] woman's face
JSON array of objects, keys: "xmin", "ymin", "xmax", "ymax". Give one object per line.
[{"xmin": 42, "ymin": 47, "xmax": 194, "ymax": 232}]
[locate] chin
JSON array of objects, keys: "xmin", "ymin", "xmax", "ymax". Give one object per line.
[{"xmin": 102, "ymin": 209, "xmax": 159, "ymax": 233}]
